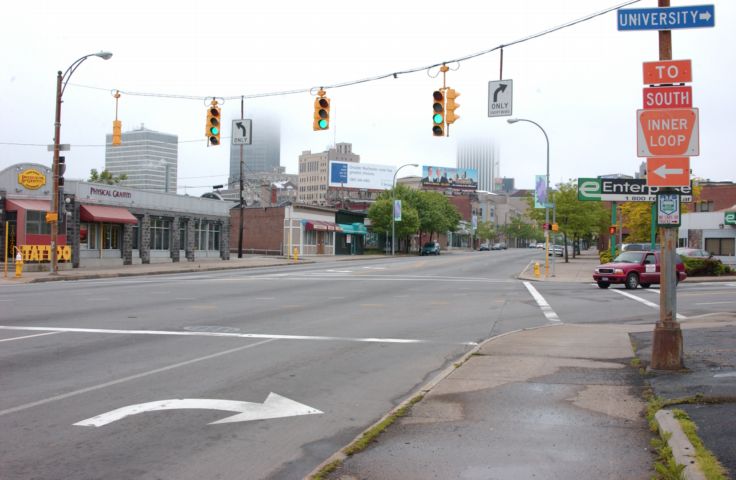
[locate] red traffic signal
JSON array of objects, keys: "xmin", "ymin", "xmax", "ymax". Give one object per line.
[{"xmin": 609, "ymin": 226, "xmax": 617, "ymax": 235}]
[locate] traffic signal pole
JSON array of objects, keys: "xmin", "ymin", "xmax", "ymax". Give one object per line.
[{"xmin": 651, "ymin": 0, "xmax": 683, "ymax": 370}]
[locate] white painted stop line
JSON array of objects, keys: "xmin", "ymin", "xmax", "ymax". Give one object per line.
[
  {"xmin": 523, "ymin": 282, "xmax": 561, "ymax": 322},
  {"xmin": 612, "ymin": 289, "xmax": 687, "ymax": 320}
]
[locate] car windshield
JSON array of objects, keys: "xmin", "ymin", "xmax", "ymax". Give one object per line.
[
  {"xmin": 423, "ymin": 243, "xmax": 435, "ymax": 248},
  {"xmin": 612, "ymin": 251, "xmax": 645, "ymax": 263}
]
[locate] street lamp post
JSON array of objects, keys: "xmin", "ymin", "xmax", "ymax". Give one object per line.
[
  {"xmin": 391, "ymin": 163, "xmax": 418, "ymax": 256},
  {"xmin": 507, "ymin": 118, "xmax": 553, "ymax": 277},
  {"xmin": 50, "ymin": 51, "xmax": 112, "ymax": 274}
]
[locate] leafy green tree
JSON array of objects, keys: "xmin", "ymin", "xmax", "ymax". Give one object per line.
[
  {"xmin": 367, "ymin": 185, "xmax": 419, "ymax": 253},
  {"xmin": 89, "ymin": 169, "xmax": 128, "ymax": 185},
  {"xmin": 475, "ymin": 221, "xmax": 497, "ymax": 244}
]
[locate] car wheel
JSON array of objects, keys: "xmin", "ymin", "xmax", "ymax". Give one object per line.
[
  {"xmin": 640, "ymin": 283, "xmax": 651, "ymax": 289},
  {"xmin": 625, "ymin": 273, "xmax": 639, "ymax": 289},
  {"xmin": 597, "ymin": 282, "xmax": 610, "ymax": 289}
]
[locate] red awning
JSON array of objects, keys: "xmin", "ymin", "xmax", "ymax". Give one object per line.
[
  {"xmin": 80, "ymin": 205, "xmax": 138, "ymax": 224},
  {"xmin": 5, "ymin": 199, "xmax": 52, "ymax": 212},
  {"xmin": 305, "ymin": 220, "xmax": 342, "ymax": 232}
]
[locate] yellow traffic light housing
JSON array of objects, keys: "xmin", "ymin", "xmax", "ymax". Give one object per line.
[
  {"xmin": 313, "ymin": 89, "xmax": 330, "ymax": 131},
  {"xmin": 112, "ymin": 120, "xmax": 122, "ymax": 146},
  {"xmin": 432, "ymin": 90, "xmax": 445, "ymax": 137},
  {"xmin": 206, "ymin": 100, "xmax": 221, "ymax": 146},
  {"xmin": 445, "ymin": 88, "xmax": 460, "ymax": 125}
]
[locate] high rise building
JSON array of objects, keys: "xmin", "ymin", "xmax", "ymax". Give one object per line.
[
  {"xmin": 105, "ymin": 126, "xmax": 178, "ymax": 193},
  {"xmin": 457, "ymin": 140, "xmax": 499, "ymax": 192},
  {"xmin": 228, "ymin": 113, "xmax": 281, "ymax": 188},
  {"xmin": 298, "ymin": 143, "xmax": 359, "ymax": 205}
]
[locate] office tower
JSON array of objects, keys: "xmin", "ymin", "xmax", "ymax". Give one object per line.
[
  {"xmin": 105, "ymin": 126, "xmax": 178, "ymax": 193},
  {"xmin": 457, "ymin": 140, "xmax": 499, "ymax": 192},
  {"xmin": 228, "ymin": 113, "xmax": 281, "ymax": 188}
]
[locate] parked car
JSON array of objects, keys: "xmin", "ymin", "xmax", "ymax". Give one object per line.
[
  {"xmin": 676, "ymin": 247, "xmax": 713, "ymax": 259},
  {"xmin": 593, "ymin": 251, "xmax": 686, "ymax": 289},
  {"xmin": 420, "ymin": 241, "xmax": 441, "ymax": 256},
  {"xmin": 479, "ymin": 244, "xmax": 490, "ymax": 251},
  {"xmin": 535, "ymin": 243, "xmax": 545, "ymax": 249},
  {"xmin": 621, "ymin": 242, "xmax": 659, "ymax": 252},
  {"xmin": 491, "ymin": 242, "xmax": 507, "ymax": 250}
]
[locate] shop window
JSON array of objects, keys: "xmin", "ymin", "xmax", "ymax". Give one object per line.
[
  {"xmin": 705, "ymin": 238, "xmax": 735, "ymax": 256},
  {"xmin": 26, "ymin": 210, "xmax": 51, "ymax": 235},
  {"xmin": 304, "ymin": 229, "xmax": 316, "ymax": 245},
  {"xmin": 194, "ymin": 220, "xmax": 220, "ymax": 250},
  {"xmin": 323, "ymin": 232, "xmax": 334, "ymax": 246},
  {"xmin": 81, "ymin": 223, "xmax": 121, "ymax": 250},
  {"xmin": 150, "ymin": 218, "xmax": 171, "ymax": 251},
  {"xmin": 132, "ymin": 223, "xmax": 140, "ymax": 250},
  {"xmin": 179, "ymin": 221, "xmax": 187, "ymax": 250}
]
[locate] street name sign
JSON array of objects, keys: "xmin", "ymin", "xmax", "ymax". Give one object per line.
[
  {"xmin": 232, "ymin": 119, "xmax": 252, "ymax": 145},
  {"xmin": 657, "ymin": 193, "xmax": 681, "ymax": 227},
  {"xmin": 643, "ymin": 60, "xmax": 692, "ymax": 84},
  {"xmin": 643, "ymin": 86, "xmax": 692, "ymax": 109},
  {"xmin": 637, "ymin": 108, "xmax": 699, "ymax": 157},
  {"xmin": 618, "ymin": 5, "xmax": 715, "ymax": 31},
  {"xmin": 646, "ymin": 157, "xmax": 690, "ymax": 187},
  {"xmin": 578, "ymin": 177, "xmax": 692, "ymax": 202},
  {"xmin": 488, "ymin": 80, "xmax": 513, "ymax": 117}
]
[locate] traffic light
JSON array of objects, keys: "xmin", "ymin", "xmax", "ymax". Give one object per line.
[
  {"xmin": 112, "ymin": 120, "xmax": 122, "ymax": 146},
  {"xmin": 432, "ymin": 90, "xmax": 445, "ymax": 136},
  {"xmin": 552, "ymin": 223, "xmax": 559, "ymax": 232},
  {"xmin": 445, "ymin": 88, "xmax": 460, "ymax": 125},
  {"xmin": 609, "ymin": 225, "xmax": 617, "ymax": 235},
  {"xmin": 313, "ymin": 90, "xmax": 330, "ymax": 130},
  {"xmin": 57, "ymin": 156, "xmax": 65, "ymax": 187},
  {"xmin": 206, "ymin": 100, "xmax": 221, "ymax": 146}
]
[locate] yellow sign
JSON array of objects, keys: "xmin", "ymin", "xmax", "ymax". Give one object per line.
[
  {"xmin": 17, "ymin": 168, "xmax": 47, "ymax": 190},
  {"xmin": 45, "ymin": 212, "xmax": 58, "ymax": 223},
  {"xmin": 19, "ymin": 245, "xmax": 71, "ymax": 262}
]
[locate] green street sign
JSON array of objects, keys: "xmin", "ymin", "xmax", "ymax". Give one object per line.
[
  {"xmin": 578, "ymin": 178, "xmax": 602, "ymax": 201},
  {"xmin": 726, "ymin": 211, "xmax": 736, "ymax": 226}
]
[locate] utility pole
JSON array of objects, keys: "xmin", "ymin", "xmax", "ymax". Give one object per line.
[
  {"xmin": 238, "ymin": 96, "xmax": 244, "ymax": 258},
  {"xmin": 651, "ymin": 0, "xmax": 683, "ymax": 370}
]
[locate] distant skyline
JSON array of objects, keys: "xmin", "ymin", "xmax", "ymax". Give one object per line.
[{"xmin": 1, "ymin": 0, "xmax": 733, "ymax": 197}]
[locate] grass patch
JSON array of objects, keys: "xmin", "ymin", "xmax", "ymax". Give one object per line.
[
  {"xmin": 342, "ymin": 394, "xmax": 424, "ymax": 457},
  {"xmin": 672, "ymin": 409, "xmax": 729, "ymax": 480},
  {"xmin": 310, "ymin": 459, "xmax": 342, "ymax": 480}
]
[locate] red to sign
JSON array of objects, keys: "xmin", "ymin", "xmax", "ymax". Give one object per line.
[
  {"xmin": 637, "ymin": 108, "xmax": 699, "ymax": 157},
  {"xmin": 646, "ymin": 157, "xmax": 690, "ymax": 187},
  {"xmin": 643, "ymin": 86, "xmax": 692, "ymax": 109},
  {"xmin": 643, "ymin": 59, "xmax": 692, "ymax": 85}
]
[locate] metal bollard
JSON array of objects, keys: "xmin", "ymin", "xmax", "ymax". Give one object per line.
[{"xmin": 533, "ymin": 261, "xmax": 540, "ymax": 278}]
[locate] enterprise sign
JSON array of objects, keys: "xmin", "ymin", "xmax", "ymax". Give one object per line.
[{"xmin": 578, "ymin": 177, "xmax": 692, "ymax": 202}]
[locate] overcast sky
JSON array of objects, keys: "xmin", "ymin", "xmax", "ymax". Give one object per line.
[{"xmin": 1, "ymin": 0, "xmax": 732, "ymax": 196}]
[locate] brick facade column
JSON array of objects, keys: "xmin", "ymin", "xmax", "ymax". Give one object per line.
[
  {"xmin": 140, "ymin": 215, "xmax": 151, "ymax": 264},
  {"xmin": 170, "ymin": 216, "xmax": 180, "ymax": 262},
  {"xmin": 220, "ymin": 219, "xmax": 230, "ymax": 260},
  {"xmin": 186, "ymin": 218, "xmax": 195, "ymax": 262},
  {"xmin": 122, "ymin": 223, "xmax": 133, "ymax": 265},
  {"xmin": 68, "ymin": 199, "xmax": 81, "ymax": 268}
]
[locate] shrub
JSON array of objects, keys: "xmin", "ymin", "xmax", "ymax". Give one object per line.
[
  {"xmin": 599, "ymin": 251, "xmax": 613, "ymax": 264},
  {"xmin": 681, "ymin": 256, "xmax": 725, "ymax": 276}
]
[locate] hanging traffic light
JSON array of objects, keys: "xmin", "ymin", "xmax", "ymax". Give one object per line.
[
  {"xmin": 445, "ymin": 88, "xmax": 460, "ymax": 125},
  {"xmin": 206, "ymin": 100, "xmax": 221, "ymax": 146},
  {"xmin": 609, "ymin": 225, "xmax": 617, "ymax": 235},
  {"xmin": 432, "ymin": 90, "xmax": 445, "ymax": 137},
  {"xmin": 58, "ymin": 156, "xmax": 66, "ymax": 187},
  {"xmin": 313, "ymin": 89, "xmax": 330, "ymax": 131}
]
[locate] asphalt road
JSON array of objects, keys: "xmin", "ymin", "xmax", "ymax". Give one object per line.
[{"xmin": 1, "ymin": 250, "xmax": 733, "ymax": 479}]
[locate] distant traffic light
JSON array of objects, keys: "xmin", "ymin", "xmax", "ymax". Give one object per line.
[
  {"xmin": 206, "ymin": 100, "xmax": 221, "ymax": 146},
  {"xmin": 112, "ymin": 120, "xmax": 122, "ymax": 146},
  {"xmin": 313, "ymin": 90, "xmax": 330, "ymax": 131},
  {"xmin": 58, "ymin": 156, "xmax": 66, "ymax": 187},
  {"xmin": 432, "ymin": 90, "xmax": 445, "ymax": 137},
  {"xmin": 609, "ymin": 225, "xmax": 617, "ymax": 235},
  {"xmin": 445, "ymin": 88, "xmax": 460, "ymax": 125}
]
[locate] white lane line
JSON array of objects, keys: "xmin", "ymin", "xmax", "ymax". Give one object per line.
[
  {"xmin": 522, "ymin": 282, "xmax": 561, "ymax": 323},
  {"xmin": 695, "ymin": 301, "xmax": 736, "ymax": 305},
  {"xmin": 0, "ymin": 338, "xmax": 277, "ymax": 418},
  {"xmin": 0, "ymin": 331, "xmax": 62, "ymax": 343},
  {"xmin": 612, "ymin": 289, "xmax": 687, "ymax": 320},
  {"xmin": 0, "ymin": 325, "xmax": 475, "ymax": 346}
]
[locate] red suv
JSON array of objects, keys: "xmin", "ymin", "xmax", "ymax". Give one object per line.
[{"xmin": 593, "ymin": 251, "xmax": 687, "ymax": 289}]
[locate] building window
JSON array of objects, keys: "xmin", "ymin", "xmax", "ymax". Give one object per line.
[
  {"xmin": 25, "ymin": 210, "xmax": 51, "ymax": 235},
  {"xmin": 179, "ymin": 220, "xmax": 187, "ymax": 250},
  {"xmin": 699, "ymin": 201, "xmax": 714, "ymax": 212},
  {"xmin": 304, "ymin": 229, "xmax": 316, "ymax": 245},
  {"xmin": 150, "ymin": 217, "xmax": 171, "ymax": 250},
  {"xmin": 132, "ymin": 223, "xmax": 140, "ymax": 250},
  {"xmin": 705, "ymin": 238, "xmax": 735, "ymax": 256},
  {"xmin": 194, "ymin": 220, "xmax": 220, "ymax": 250},
  {"xmin": 80, "ymin": 223, "xmax": 121, "ymax": 250}
]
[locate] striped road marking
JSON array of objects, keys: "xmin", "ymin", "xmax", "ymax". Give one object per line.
[
  {"xmin": 612, "ymin": 289, "xmax": 687, "ymax": 320},
  {"xmin": 523, "ymin": 281, "xmax": 561, "ymax": 323}
]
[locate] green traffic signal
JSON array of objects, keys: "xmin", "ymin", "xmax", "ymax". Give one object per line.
[
  {"xmin": 318, "ymin": 119, "xmax": 328, "ymax": 129},
  {"xmin": 433, "ymin": 113, "xmax": 443, "ymax": 124},
  {"xmin": 210, "ymin": 126, "xmax": 219, "ymax": 135}
]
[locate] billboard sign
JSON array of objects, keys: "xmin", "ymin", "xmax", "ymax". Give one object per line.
[
  {"xmin": 421, "ymin": 166, "xmax": 478, "ymax": 190},
  {"xmin": 577, "ymin": 177, "xmax": 692, "ymax": 202},
  {"xmin": 329, "ymin": 161, "xmax": 395, "ymax": 190}
]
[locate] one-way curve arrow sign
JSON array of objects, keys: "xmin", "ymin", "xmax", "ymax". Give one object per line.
[
  {"xmin": 74, "ymin": 393, "xmax": 322, "ymax": 427},
  {"xmin": 646, "ymin": 157, "xmax": 690, "ymax": 187},
  {"xmin": 488, "ymin": 80, "xmax": 513, "ymax": 117}
]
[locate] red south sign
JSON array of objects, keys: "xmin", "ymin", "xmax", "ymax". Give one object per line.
[{"xmin": 643, "ymin": 86, "xmax": 692, "ymax": 109}]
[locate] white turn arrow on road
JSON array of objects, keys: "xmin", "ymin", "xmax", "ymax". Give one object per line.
[
  {"xmin": 74, "ymin": 393, "xmax": 323, "ymax": 427},
  {"xmin": 654, "ymin": 164, "xmax": 684, "ymax": 178}
]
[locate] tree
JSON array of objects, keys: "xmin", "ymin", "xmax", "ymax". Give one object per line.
[
  {"xmin": 367, "ymin": 185, "xmax": 419, "ymax": 253},
  {"xmin": 475, "ymin": 221, "xmax": 497, "ymax": 244},
  {"xmin": 89, "ymin": 169, "xmax": 127, "ymax": 185}
]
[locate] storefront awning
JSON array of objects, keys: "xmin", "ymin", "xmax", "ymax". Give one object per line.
[
  {"xmin": 5, "ymin": 199, "xmax": 51, "ymax": 212},
  {"xmin": 80, "ymin": 204, "xmax": 138, "ymax": 224},
  {"xmin": 338, "ymin": 223, "xmax": 368, "ymax": 235},
  {"xmin": 304, "ymin": 220, "xmax": 342, "ymax": 232}
]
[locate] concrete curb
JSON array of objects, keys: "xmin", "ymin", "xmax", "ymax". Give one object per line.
[
  {"xmin": 306, "ymin": 323, "xmax": 564, "ymax": 479},
  {"xmin": 654, "ymin": 409, "xmax": 706, "ymax": 480}
]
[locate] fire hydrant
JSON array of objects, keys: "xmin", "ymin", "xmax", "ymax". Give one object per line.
[
  {"xmin": 292, "ymin": 247, "xmax": 299, "ymax": 261},
  {"xmin": 14, "ymin": 250, "xmax": 23, "ymax": 278},
  {"xmin": 533, "ymin": 261, "xmax": 541, "ymax": 278}
]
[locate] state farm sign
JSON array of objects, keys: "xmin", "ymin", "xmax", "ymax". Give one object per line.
[{"xmin": 637, "ymin": 108, "xmax": 699, "ymax": 157}]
